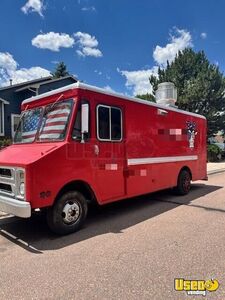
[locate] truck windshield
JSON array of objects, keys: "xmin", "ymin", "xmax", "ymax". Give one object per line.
[{"xmin": 14, "ymin": 99, "xmax": 73, "ymax": 144}]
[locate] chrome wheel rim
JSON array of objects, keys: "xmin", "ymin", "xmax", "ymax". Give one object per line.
[
  {"xmin": 62, "ymin": 201, "xmax": 81, "ymax": 224},
  {"xmin": 183, "ymin": 174, "xmax": 191, "ymax": 193}
]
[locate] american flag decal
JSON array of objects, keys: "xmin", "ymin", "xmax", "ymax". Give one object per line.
[
  {"xmin": 22, "ymin": 110, "xmax": 41, "ymax": 143},
  {"xmin": 39, "ymin": 102, "xmax": 71, "ymax": 140},
  {"xmin": 21, "ymin": 101, "xmax": 72, "ymax": 143}
]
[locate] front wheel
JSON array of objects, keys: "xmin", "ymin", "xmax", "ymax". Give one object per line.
[
  {"xmin": 174, "ymin": 170, "xmax": 191, "ymax": 195},
  {"xmin": 47, "ymin": 191, "xmax": 88, "ymax": 235}
]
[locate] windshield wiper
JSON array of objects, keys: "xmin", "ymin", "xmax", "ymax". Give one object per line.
[{"xmin": 43, "ymin": 93, "xmax": 64, "ymax": 115}]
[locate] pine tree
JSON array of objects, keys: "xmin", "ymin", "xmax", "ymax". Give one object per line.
[
  {"xmin": 149, "ymin": 48, "xmax": 225, "ymax": 135},
  {"xmin": 136, "ymin": 93, "xmax": 155, "ymax": 102},
  {"xmin": 51, "ymin": 62, "xmax": 69, "ymax": 78}
]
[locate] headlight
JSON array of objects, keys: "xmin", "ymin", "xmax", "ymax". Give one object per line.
[
  {"xmin": 19, "ymin": 183, "xmax": 25, "ymax": 196},
  {"xmin": 15, "ymin": 168, "xmax": 25, "ymax": 199}
]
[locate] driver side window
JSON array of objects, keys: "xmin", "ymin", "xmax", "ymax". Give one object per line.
[{"xmin": 72, "ymin": 105, "xmax": 81, "ymax": 140}]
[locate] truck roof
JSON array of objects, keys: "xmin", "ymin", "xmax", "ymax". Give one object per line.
[{"xmin": 22, "ymin": 81, "xmax": 206, "ymax": 120}]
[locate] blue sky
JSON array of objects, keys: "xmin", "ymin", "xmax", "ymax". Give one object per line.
[{"xmin": 0, "ymin": 0, "xmax": 225, "ymax": 96}]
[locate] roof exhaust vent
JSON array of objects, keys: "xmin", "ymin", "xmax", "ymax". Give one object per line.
[{"xmin": 155, "ymin": 82, "xmax": 177, "ymax": 107}]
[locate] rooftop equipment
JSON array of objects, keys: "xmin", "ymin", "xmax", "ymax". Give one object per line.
[{"xmin": 155, "ymin": 82, "xmax": 177, "ymax": 107}]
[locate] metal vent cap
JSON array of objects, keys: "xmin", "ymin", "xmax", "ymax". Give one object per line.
[{"xmin": 155, "ymin": 82, "xmax": 177, "ymax": 107}]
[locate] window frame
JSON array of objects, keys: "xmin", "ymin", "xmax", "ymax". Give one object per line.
[
  {"xmin": 0, "ymin": 98, "xmax": 9, "ymax": 136},
  {"xmin": 0, "ymin": 101, "xmax": 5, "ymax": 136},
  {"xmin": 96, "ymin": 104, "xmax": 123, "ymax": 142},
  {"xmin": 11, "ymin": 113, "xmax": 21, "ymax": 138},
  {"xmin": 71, "ymin": 99, "xmax": 90, "ymax": 142}
]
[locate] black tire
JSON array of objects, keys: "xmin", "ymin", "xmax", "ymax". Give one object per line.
[
  {"xmin": 174, "ymin": 169, "xmax": 191, "ymax": 195},
  {"xmin": 47, "ymin": 191, "xmax": 88, "ymax": 235}
]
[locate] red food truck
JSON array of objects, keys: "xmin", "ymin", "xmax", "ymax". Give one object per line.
[{"xmin": 0, "ymin": 82, "xmax": 207, "ymax": 234}]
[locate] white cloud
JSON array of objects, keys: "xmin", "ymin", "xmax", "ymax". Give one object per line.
[
  {"xmin": 51, "ymin": 60, "xmax": 59, "ymax": 64},
  {"xmin": 79, "ymin": 47, "xmax": 102, "ymax": 58},
  {"xmin": 21, "ymin": 0, "xmax": 44, "ymax": 17},
  {"xmin": 118, "ymin": 27, "xmax": 193, "ymax": 95},
  {"xmin": 118, "ymin": 67, "xmax": 158, "ymax": 96},
  {"xmin": 74, "ymin": 32, "xmax": 98, "ymax": 48},
  {"xmin": 31, "ymin": 31, "xmax": 102, "ymax": 57},
  {"xmin": 153, "ymin": 28, "xmax": 192, "ymax": 66},
  {"xmin": 0, "ymin": 52, "xmax": 18, "ymax": 73},
  {"xmin": 94, "ymin": 70, "xmax": 102, "ymax": 75},
  {"xmin": 81, "ymin": 6, "xmax": 96, "ymax": 12},
  {"xmin": 74, "ymin": 32, "xmax": 103, "ymax": 57},
  {"xmin": 76, "ymin": 50, "xmax": 85, "ymax": 57},
  {"xmin": 9, "ymin": 67, "xmax": 50, "ymax": 84},
  {"xmin": 0, "ymin": 52, "xmax": 50, "ymax": 87},
  {"xmin": 32, "ymin": 32, "xmax": 75, "ymax": 51},
  {"xmin": 103, "ymin": 85, "xmax": 116, "ymax": 93},
  {"xmin": 200, "ymin": 32, "xmax": 207, "ymax": 39}
]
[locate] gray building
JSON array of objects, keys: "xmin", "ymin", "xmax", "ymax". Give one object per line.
[{"xmin": 0, "ymin": 76, "xmax": 77, "ymax": 138}]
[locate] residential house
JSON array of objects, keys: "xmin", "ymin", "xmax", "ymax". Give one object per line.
[
  {"xmin": 0, "ymin": 75, "xmax": 77, "ymax": 138},
  {"xmin": 213, "ymin": 130, "xmax": 224, "ymax": 143}
]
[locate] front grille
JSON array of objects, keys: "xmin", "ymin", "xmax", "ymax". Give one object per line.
[
  {"xmin": 0, "ymin": 168, "xmax": 12, "ymax": 178},
  {"xmin": 0, "ymin": 167, "xmax": 15, "ymax": 196},
  {"xmin": 0, "ymin": 183, "xmax": 12, "ymax": 193}
]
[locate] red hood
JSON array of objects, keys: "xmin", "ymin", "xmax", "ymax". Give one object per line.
[{"xmin": 0, "ymin": 143, "xmax": 64, "ymax": 167}]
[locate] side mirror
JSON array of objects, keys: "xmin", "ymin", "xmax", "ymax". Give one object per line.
[{"xmin": 81, "ymin": 103, "xmax": 89, "ymax": 143}]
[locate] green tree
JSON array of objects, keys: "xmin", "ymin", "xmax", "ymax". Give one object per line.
[
  {"xmin": 51, "ymin": 62, "xmax": 69, "ymax": 78},
  {"xmin": 149, "ymin": 48, "xmax": 225, "ymax": 135},
  {"xmin": 136, "ymin": 93, "xmax": 155, "ymax": 102}
]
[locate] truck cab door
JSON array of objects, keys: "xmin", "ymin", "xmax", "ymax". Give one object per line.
[{"xmin": 94, "ymin": 104, "xmax": 126, "ymax": 203}]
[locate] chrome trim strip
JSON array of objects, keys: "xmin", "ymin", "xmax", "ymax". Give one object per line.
[
  {"xmin": 0, "ymin": 167, "xmax": 15, "ymax": 181},
  {"xmin": 0, "ymin": 195, "xmax": 31, "ymax": 218},
  {"xmin": 127, "ymin": 155, "xmax": 198, "ymax": 166},
  {"xmin": 0, "ymin": 189, "xmax": 15, "ymax": 197},
  {"xmin": 0, "ymin": 176, "xmax": 15, "ymax": 184}
]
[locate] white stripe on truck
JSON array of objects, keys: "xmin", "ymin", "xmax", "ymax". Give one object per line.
[{"xmin": 127, "ymin": 155, "xmax": 198, "ymax": 166}]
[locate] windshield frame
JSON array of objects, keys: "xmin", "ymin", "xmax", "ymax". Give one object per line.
[{"xmin": 13, "ymin": 98, "xmax": 74, "ymax": 145}]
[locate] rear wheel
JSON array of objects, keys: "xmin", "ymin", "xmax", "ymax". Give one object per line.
[
  {"xmin": 174, "ymin": 169, "xmax": 191, "ymax": 195},
  {"xmin": 47, "ymin": 191, "xmax": 88, "ymax": 235}
]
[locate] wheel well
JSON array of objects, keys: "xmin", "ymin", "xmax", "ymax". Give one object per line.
[
  {"xmin": 179, "ymin": 166, "xmax": 192, "ymax": 180},
  {"xmin": 55, "ymin": 181, "xmax": 97, "ymax": 205}
]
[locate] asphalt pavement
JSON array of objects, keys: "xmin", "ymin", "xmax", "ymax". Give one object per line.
[{"xmin": 0, "ymin": 172, "xmax": 225, "ymax": 299}]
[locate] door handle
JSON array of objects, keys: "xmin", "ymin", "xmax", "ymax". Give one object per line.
[{"xmin": 94, "ymin": 145, "xmax": 99, "ymax": 156}]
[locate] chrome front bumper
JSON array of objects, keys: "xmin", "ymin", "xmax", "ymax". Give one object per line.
[{"xmin": 0, "ymin": 195, "xmax": 31, "ymax": 218}]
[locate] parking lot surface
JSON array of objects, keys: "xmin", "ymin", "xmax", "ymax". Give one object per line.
[{"xmin": 0, "ymin": 173, "xmax": 225, "ymax": 299}]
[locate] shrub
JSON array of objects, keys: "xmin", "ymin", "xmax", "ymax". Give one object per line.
[
  {"xmin": 0, "ymin": 138, "xmax": 12, "ymax": 149},
  {"xmin": 207, "ymin": 144, "xmax": 222, "ymax": 162}
]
